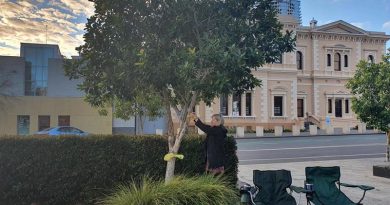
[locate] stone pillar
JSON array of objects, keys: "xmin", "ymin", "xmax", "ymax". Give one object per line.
[
  {"xmin": 332, "ymin": 97, "xmax": 336, "ymax": 117},
  {"xmin": 326, "ymin": 125, "xmax": 334, "ymax": 134},
  {"xmin": 156, "ymin": 129, "xmax": 163, "ymax": 135},
  {"xmin": 342, "ymin": 125, "xmax": 350, "ymax": 134},
  {"xmin": 275, "ymin": 126, "xmax": 283, "ymax": 136},
  {"xmin": 310, "ymin": 125, "xmax": 317, "ymax": 135},
  {"xmin": 358, "ymin": 123, "xmax": 366, "ymax": 133},
  {"xmin": 241, "ymin": 93, "xmax": 246, "ymax": 116},
  {"xmin": 228, "ymin": 95, "xmax": 233, "ymax": 116},
  {"xmin": 292, "ymin": 125, "xmax": 300, "ymax": 136},
  {"xmin": 256, "ymin": 126, "xmax": 264, "ymax": 137},
  {"xmin": 236, "ymin": 127, "xmax": 245, "ymax": 137}
]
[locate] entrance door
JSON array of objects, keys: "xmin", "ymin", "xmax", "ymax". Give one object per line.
[{"xmin": 335, "ymin": 99, "xmax": 342, "ymax": 117}]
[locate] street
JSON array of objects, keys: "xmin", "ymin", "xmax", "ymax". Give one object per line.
[{"xmin": 236, "ymin": 134, "xmax": 387, "ymax": 165}]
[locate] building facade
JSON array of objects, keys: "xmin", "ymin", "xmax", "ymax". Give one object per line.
[{"xmin": 193, "ymin": 16, "xmax": 389, "ymax": 130}]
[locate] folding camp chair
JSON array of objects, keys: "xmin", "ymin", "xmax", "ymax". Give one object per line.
[
  {"xmin": 240, "ymin": 169, "xmax": 297, "ymax": 205},
  {"xmin": 291, "ymin": 166, "xmax": 374, "ymax": 205}
]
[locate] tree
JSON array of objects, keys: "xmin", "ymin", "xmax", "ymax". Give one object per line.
[
  {"xmin": 347, "ymin": 49, "xmax": 390, "ymax": 162},
  {"xmin": 66, "ymin": 0, "xmax": 295, "ymax": 181},
  {"xmin": 113, "ymin": 87, "xmax": 163, "ymax": 135}
]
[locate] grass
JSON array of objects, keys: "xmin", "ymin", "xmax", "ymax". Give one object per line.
[{"xmin": 101, "ymin": 175, "xmax": 239, "ymax": 205}]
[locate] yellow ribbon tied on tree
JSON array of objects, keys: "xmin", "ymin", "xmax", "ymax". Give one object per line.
[{"xmin": 164, "ymin": 153, "xmax": 184, "ymax": 161}]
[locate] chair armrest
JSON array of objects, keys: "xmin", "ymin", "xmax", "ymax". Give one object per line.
[
  {"xmin": 338, "ymin": 182, "xmax": 375, "ymax": 191},
  {"xmin": 290, "ymin": 185, "xmax": 311, "ymax": 193}
]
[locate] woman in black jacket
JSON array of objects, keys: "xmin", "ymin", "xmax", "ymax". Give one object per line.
[{"xmin": 192, "ymin": 113, "xmax": 227, "ymax": 175}]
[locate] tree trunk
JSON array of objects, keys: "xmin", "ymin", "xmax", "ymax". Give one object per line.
[
  {"xmin": 164, "ymin": 91, "xmax": 198, "ymax": 183},
  {"xmin": 139, "ymin": 114, "xmax": 144, "ymax": 135},
  {"xmin": 387, "ymin": 131, "xmax": 390, "ymax": 162}
]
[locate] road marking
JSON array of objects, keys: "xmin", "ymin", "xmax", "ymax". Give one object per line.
[
  {"xmin": 238, "ymin": 143, "xmax": 384, "ymax": 152},
  {"xmin": 239, "ymin": 153, "xmax": 385, "ymax": 162}
]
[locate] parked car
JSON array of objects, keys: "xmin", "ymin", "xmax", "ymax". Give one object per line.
[{"xmin": 35, "ymin": 126, "xmax": 89, "ymax": 136}]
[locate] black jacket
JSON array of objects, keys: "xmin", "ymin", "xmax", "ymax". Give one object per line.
[{"xmin": 195, "ymin": 119, "xmax": 227, "ymax": 169}]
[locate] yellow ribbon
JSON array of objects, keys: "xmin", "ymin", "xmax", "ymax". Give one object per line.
[{"xmin": 164, "ymin": 153, "xmax": 184, "ymax": 161}]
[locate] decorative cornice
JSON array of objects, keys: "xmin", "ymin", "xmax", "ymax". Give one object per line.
[{"xmin": 296, "ymin": 33, "xmax": 388, "ymax": 45}]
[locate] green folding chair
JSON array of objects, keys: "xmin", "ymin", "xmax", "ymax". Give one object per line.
[
  {"xmin": 240, "ymin": 169, "xmax": 297, "ymax": 205},
  {"xmin": 292, "ymin": 166, "xmax": 374, "ymax": 205}
]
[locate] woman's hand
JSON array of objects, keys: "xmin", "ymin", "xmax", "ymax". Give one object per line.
[{"xmin": 189, "ymin": 112, "xmax": 198, "ymax": 121}]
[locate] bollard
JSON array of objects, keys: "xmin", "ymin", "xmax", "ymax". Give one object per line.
[
  {"xmin": 342, "ymin": 125, "xmax": 350, "ymax": 134},
  {"xmin": 358, "ymin": 123, "xmax": 366, "ymax": 133}
]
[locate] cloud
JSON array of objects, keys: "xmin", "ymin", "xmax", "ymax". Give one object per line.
[
  {"xmin": 0, "ymin": 0, "xmax": 93, "ymax": 57},
  {"xmin": 383, "ymin": 21, "xmax": 390, "ymax": 30}
]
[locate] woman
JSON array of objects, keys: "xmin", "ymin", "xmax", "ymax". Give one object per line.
[{"xmin": 192, "ymin": 113, "xmax": 227, "ymax": 175}]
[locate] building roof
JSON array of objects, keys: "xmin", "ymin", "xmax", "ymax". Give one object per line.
[{"xmin": 298, "ymin": 20, "xmax": 390, "ymax": 39}]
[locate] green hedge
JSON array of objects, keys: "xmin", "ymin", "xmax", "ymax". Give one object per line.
[{"xmin": 0, "ymin": 135, "xmax": 238, "ymax": 205}]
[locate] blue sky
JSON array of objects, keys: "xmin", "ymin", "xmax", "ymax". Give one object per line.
[
  {"xmin": 301, "ymin": 0, "xmax": 390, "ymax": 50},
  {"xmin": 0, "ymin": 0, "xmax": 389, "ymax": 57}
]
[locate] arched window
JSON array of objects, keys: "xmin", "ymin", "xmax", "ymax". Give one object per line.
[
  {"xmin": 344, "ymin": 55, "xmax": 348, "ymax": 67},
  {"xmin": 296, "ymin": 51, "xmax": 303, "ymax": 70},
  {"xmin": 368, "ymin": 55, "xmax": 374, "ymax": 63},
  {"xmin": 334, "ymin": 53, "xmax": 341, "ymax": 71},
  {"xmin": 327, "ymin": 54, "xmax": 331, "ymax": 66}
]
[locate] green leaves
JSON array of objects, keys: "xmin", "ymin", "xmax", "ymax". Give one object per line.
[
  {"xmin": 65, "ymin": 0, "xmax": 295, "ymax": 116},
  {"xmin": 0, "ymin": 135, "xmax": 238, "ymax": 204},
  {"xmin": 347, "ymin": 49, "xmax": 390, "ymax": 132}
]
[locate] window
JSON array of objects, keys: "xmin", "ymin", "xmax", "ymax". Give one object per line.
[
  {"xmin": 58, "ymin": 116, "xmax": 70, "ymax": 126},
  {"xmin": 368, "ymin": 55, "xmax": 374, "ymax": 63},
  {"xmin": 274, "ymin": 96, "xmax": 283, "ymax": 116},
  {"xmin": 328, "ymin": 99, "xmax": 332, "ymax": 113},
  {"xmin": 344, "ymin": 55, "xmax": 348, "ymax": 67},
  {"xmin": 17, "ymin": 115, "xmax": 30, "ymax": 135},
  {"xmin": 233, "ymin": 93, "xmax": 241, "ymax": 116},
  {"xmin": 296, "ymin": 51, "xmax": 303, "ymax": 70},
  {"xmin": 327, "ymin": 54, "xmax": 331, "ymax": 66},
  {"xmin": 334, "ymin": 53, "xmax": 341, "ymax": 71},
  {"xmin": 220, "ymin": 94, "xmax": 228, "ymax": 116},
  {"xmin": 38, "ymin": 115, "xmax": 50, "ymax": 131},
  {"xmin": 297, "ymin": 99, "xmax": 304, "ymax": 117},
  {"xmin": 345, "ymin": 99, "xmax": 349, "ymax": 114},
  {"xmin": 335, "ymin": 99, "xmax": 342, "ymax": 117},
  {"xmin": 245, "ymin": 93, "xmax": 252, "ymax": 116}
]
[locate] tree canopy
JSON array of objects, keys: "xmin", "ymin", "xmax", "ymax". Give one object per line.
[
  {"xmin": 65, "ymin": 0, "xmax": 295, "ymax": 180},
  {"xmin": 347, "ymin": 50, "xmax": 390, "ymax": 132}
]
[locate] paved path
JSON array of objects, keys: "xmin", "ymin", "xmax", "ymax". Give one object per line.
[{"xmin": 238, "ymin": 158, "xmax": 390, "ymax": 205}]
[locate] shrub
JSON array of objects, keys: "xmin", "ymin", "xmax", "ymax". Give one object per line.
[
  {"xmin": 102, "ymin": 175, "xmax": 238, "ymax": 205},
  {"xmin": 0, "ymin": 135, "xmax": 237, "ymax": 205}
]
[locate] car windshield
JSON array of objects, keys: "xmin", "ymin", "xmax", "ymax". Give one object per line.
[{"xmin": 41, "ymin": 127, "xmax": 55, "ymax": 132}]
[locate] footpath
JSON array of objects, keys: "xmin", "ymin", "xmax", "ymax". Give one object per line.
[{"xmin": 238, "ymin": 158, "xmax": 390, "ymax": 205}]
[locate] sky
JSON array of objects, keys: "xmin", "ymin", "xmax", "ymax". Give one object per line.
[{"xmin": 0, "ymin": 0, "xmax": 389, "ymax": 58}]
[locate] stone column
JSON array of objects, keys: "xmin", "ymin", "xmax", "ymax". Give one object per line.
[
  {"xmin": 256, "ymin": 126, "xmax": 264, "ymax": 137},
  {"xmin": 326, "ymin": 125, "xmax": 334, "ymax": 134},
  {"xmin": 236, "ymin": 127, "xmax": 245, "ymax": 137},
  {"xmin": 228, "ymin": 95, "xmax": 233, "ymax": 116},
  {"xmin": 241, "ymin": 93, "xmax": 246, "ymax": 116},
  {"xmin": 275, "ymin": 126, "xmax": 283, "ymax": 136},
  {"xmin": 358, "ymin": 123, "xmax": 366, "ymax": 133},
  {"xmin": 292, "ymin": 125, "xmax": 300, "ymax": 136},
  {"xmin": 310, "ymin": 125, "xmax": 317, "ymax": 135}
]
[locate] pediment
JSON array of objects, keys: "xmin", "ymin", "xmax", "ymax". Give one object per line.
[{"xmin": 315, "ymin": 20, "xmax": 367, "ymax": 35}]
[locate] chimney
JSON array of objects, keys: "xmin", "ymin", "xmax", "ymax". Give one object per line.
[{"xmin": 310, "ymin": 18, "xmax": 318, "ymax": 29}]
